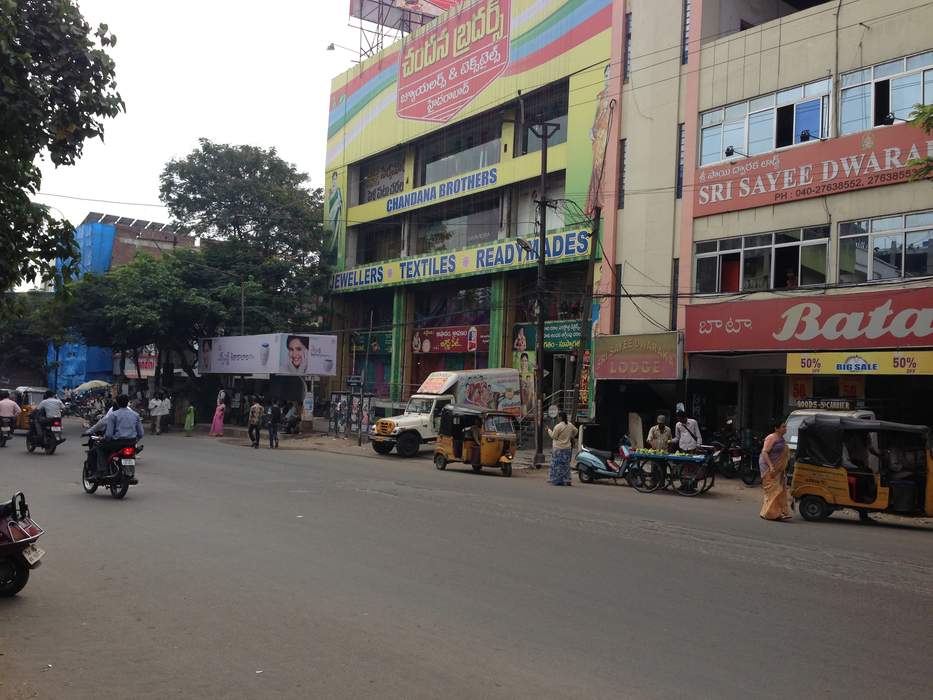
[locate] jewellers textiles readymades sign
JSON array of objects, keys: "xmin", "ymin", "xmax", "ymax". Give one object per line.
[
  {"xmin": 397, "ymin": 0, "xmax": 510, "ymax": 122},
  {"xmin": 694, "ymin": 124, "xmax": 933, "ymax": 217},
  {"xmin": 199, "ymin": 333, "xmax": 337, "ymax": 376},
  {"xmin": 685, "ymin": 288, "xmax": 933, "ymax": 352}
]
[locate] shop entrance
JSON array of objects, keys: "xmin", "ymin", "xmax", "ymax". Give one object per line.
[
  {"xmin": 742, "ymin": 371, "xmax": 786, "ymax": 434},
  {"xmin": 546, "ymin": 353, "xmax": 577, "ymax": 399}
]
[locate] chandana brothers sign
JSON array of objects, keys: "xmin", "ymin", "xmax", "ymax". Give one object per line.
[{"xmin": 331, "ymin": 227, "xmax": 591, "ymax": 292}]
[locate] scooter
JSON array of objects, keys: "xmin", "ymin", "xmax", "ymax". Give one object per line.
[
  {"xmin": 575, "ymin": 436, "xmax": 635, "ymax": 485},
  {"xmin": 0, "ymin": 492, "xmax": 45, "ymax": 597},
  {"xmin": 0, "ymin": 416, "xmax": 13, "ymax": 447},
  {"xmin": 26, "ymin": 416, "xmax": 66, "ymax": 455},
  {"xmin": 81, "ymin": 432, "xmax": 142, "ymax": 499}
]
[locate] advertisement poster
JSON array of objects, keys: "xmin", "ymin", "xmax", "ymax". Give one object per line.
[
  {"xmin": 460, "ymin": 372, "xmax": 522, "ymax": 415},
  {"xmin": 786, "ymin": 351, "xmax": 933, "ymax": 376},
  {"xmin": 512, "ymin": 320, "xmax": 582, "ymax": 353},
  {"xmin": 200, "ymin": 334, "xmax": 337, "ymax": 376},
  {"xmin": 412, "ymin": 325, "xmax": 490, "ymax": 353}
]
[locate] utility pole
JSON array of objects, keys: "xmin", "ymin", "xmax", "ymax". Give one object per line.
[
  {"xmin": 240, "ymin": 280, "xmax": 245, "ymax": 335},
  {"xmin": 529, "ymin": 121, "xmax": 561, "ymax": 468},
  {"xmin": 571, "ymin": 206, "xmax": 601, "ymax": 425},
  {"xmin": 358, "ymin": 308, "xmax": 374, "ymax": 447}
]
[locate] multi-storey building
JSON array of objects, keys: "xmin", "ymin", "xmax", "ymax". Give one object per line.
[{"xmin": 325, "ymin": 0, "xmax": 933, "ymax": 434}]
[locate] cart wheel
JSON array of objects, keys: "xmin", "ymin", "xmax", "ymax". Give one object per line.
[
  {"xmin": 577, "ymin": 464, "xmax": 594, "ymax": 483},
  {"xmin": 433, "ymin": 454, "xmax": 446, "ymax": 470},
  {"xmin": 799, "ymin": 495, "xmax": 830, "ymax": 521},
  {"xmin": 628, "ymin": 460, "xmax": 664, "ymax": 493},
  {"xmin": 673, "ymin": 466, "xmax": 707, "ymax": 497},
  {"xmin": 500, "ymin": 462, "xmax": 512, "ymax": 477}
]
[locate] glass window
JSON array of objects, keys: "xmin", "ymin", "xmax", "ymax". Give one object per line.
[
  {"xmin": 701, "ymin": 109, "xmax": 723, "ymax": 127},
  {"xmin": 724, "ymin": 102, "xmax": 747, "ymax": 122},
  {"xmin": 696, "ymin": 257, "xmax": 718, "ymax": 293},
  {"xmin": 840, "ymin": 220, "xmax": 869, "ymax": 236},
  {"xmin": 695, "ymin": 240, "xmax": 717, "ymax": 254},
  {"xmin": 747, "ymin": 110, "xmax": 774, "ymax": 154},
  {"xmin": 700, "ymin": 126, "xmax": 722, "ymax": 165},
  {"xmin": 722, "ymin": 120, "xmax": 745, "ymax": 154},
  {"xmin": 417, "ymin": 116, "xmax": 500, "ymax": 186},
  {"xmin": 742, "ymin": 248, "xmax": 771, "ymax": 290},
  {"xmin": 355, "ymin": 220, "xmax": 403, "ymax": 264},
  {"xmin": 891, "ymin": 72, "xmax": 923, "ymax": 121},
  {"xmin": 904, "ymin": 229, "xmax": 933, "ymax": 277},
  {"xmin": 805, "ymin": 78, "xmax": 831, "ymax": 97},
  {"xmin": 838, "ymin": 235, "xmax": 869, "ymax": 283},
  {"xmin": 800, "ymin": 244, "xmax": 827, "ymax": 285},
  {"xmin": 874, "ymin": 58, "xmax": 904, "ymax": 80},
  {"xmin": 841, "ymin": 85, "xmax": 871, "ymax": 135},
  {"xmin": 749, "ymin": 94, "xmax": 775, "ymax": 112},
  {"xmin": 906, "ymin": 211, "xmax": 933, "ymax": 228},
  {"xmin": 777, "ymin": 86, "xmax": 803, "ymax": 104},
  {"xmin": 907, "ymin": 51, "xmax": 933, "ymax": 72},
  {"xmin": 775, "ymin": 230, "xmax": 801, "ymax": 244},
  {"xmin": 411, "ymin": 192, "xmax": 499, "ymax": 254},
  {"xmin": 871, "ymin": 234, "xmax": 903, "ymax": 279},
  {"xmin": 744, "ymin": 234, "xmax": 771, "ymax": 248},
  {"xmin": 794, "ymin": 99, "xmax": 822, "ymax": 143},
  {"xmin": 719, "ymin": 238, "xmax": 741, "ymax": 250},
  {"xmin": 841, "ymin": 68, "xmax": 870, "ymax": 88},
  {"xmin": 803, "ymin": 226, "xmax": 829, "ymax": 240},
  {"xmin": 520, "ymin": 83, "xmax": 569, "ymax": 155},
  {"xmin": 871, "ymin": 216, "xmax": 902, "ymax": 232},
  {"xmin": 926, "ymin": 70, "xmax": 933, "ymax": 103}
]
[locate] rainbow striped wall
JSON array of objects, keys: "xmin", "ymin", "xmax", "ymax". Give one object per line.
[{"xmin": 326, "ymin": 0, "xmax": 612, "ymax": 171}]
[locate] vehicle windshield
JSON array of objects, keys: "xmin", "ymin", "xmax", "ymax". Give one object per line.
[
  {"xmin": 484, "ymin": 415, "xmax": 517, "ymax": 433},
  {"xmin": 785, "ymin": 415, "xmax": 806, "ymax": 445},
  {"xmin": 405, "ymin": 398, "xmax": 434, "ymax": 415}
]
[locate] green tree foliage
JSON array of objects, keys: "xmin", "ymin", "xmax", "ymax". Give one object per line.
[
  {"xmin": 0, "ymin": 0, "xmax": 124, "ymax": 292},
  {"xmin": 159, "ymin": 140, "xmax": 328, "ymax": 331},
  {"xmin": 908, "ymin": 104, "xmax": 933, "ymax": 181},
  {"xmin": 0, "ymin": 292, "xmax": 71, "ymax": 378}
]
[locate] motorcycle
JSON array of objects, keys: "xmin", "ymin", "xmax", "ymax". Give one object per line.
[
  {"xmin": 26, "ymin": 416, "xmax": 66, "ymax": 455},
  {"xmin": 740, "ymin": 435, "xmax": 764, "ymax": 485},
  {"xmin": 0, "ymin": 416, "xmax": 13, "ymax": 447},
  {"xmin": 81, "ymin": 432, "xmax": 142, "ymax": 499},
  {"xmin": 0, "ymin": 492, "xmax": 45, "ymax": 597}
]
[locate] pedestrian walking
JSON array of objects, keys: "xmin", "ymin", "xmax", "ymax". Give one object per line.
[
  {"xmin": 759, "ymin": 420, "xmax": 792, "ymax": 521},
  {"xmin": 160, "ymin": 393, "xmax": 172, "ymax": 433},
  {"xmin": 673, "ymin": 410, "xmax": 702, "ymax": 453},
  {"xmin": 184, "ymin": 404, "xmax": 196, "ymax": 436},
  {"xmin": 247, "ymin": 396, "xmax": 263, "ymax": 449},
  {"xmin": 148, "ymin": 393, "xmax": 160, "ymax": 434},
  {"xmin": 209, "ymin": 401, "xmax": 225, "ymax": 437},
  {"xmin": 266, "ymin": 399, "xmax": 281, "ymax": 449},
  {"xmin": 647, "ymin": 415, "xmax": 672, "ymax": 451},
  {"xmin": 547, "ymin": 411, "xmax": 577, "ymax": 486}
]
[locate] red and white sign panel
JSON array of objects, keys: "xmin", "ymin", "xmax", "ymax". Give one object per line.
[
  {"xmin": 685, "ymin": 288, "xmax": 933, "ymax": 353},
  {"xmin": 694, "ymin": 124, "xmax": 933, "ymax": 217},
  {"xmin": 412, "ymin": 325, "xmax": 490, "ymax": 353},
  {"xmin": 396, "ymin": 0, "xmax": 510, "ymax": 122}
]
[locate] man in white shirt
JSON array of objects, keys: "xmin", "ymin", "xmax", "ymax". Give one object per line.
[{"xmin": 673, "ymin": 410, "xmax": 702, "ymax": 453}]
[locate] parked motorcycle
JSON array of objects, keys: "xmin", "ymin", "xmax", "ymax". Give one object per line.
[
  {"xmin": 25, "ymin": 416, "xmax": 66, "ymax": 455},
  {"xmin": 0, "ymin": 492, "xmax": 45, "ymax": 597},
  {"xmin": 0, "ymin": 416, "xmax": 13, "ymax": 447},
  {"xmin": 740, "ymin": 435, "xmax": 764, "ymax": 485},
  {"xmin": 81, "ymin": 432, "xmax": 141, "ymax": 499}
]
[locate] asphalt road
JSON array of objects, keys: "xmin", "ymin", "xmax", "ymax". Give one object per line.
[{"xmin": 1, "ymin": 420, "xmax": 932, "ymax": 700}]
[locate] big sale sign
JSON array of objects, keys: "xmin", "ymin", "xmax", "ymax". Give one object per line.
[{"xmin": 396, "ymin": 0, "xmax": 510, "ymax": 122}]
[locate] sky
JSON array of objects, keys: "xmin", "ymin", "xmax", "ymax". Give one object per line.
[{"xmin": 34, "ymin": 1, "xmax": 366, "ymax": 227}]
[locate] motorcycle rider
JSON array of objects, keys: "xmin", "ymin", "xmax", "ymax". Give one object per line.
[
  {"xmin": 30, "ymin": 390, "xmax": 64, "ymax": 441},
  {"xmin": 95, "ymin": 394, "xmax": 143, "ymax": 477},
  {"xmin": 0, "ymin": 390, "xmax": 22, "ymax": 446}
]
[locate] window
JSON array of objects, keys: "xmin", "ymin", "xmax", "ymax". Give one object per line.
[
  {"xmin": 519, "ymin": 83, "xmax": 569, "ymax": 155},
  {"xmin": 357, "ymin": 149, "xmax": 405, "ymax": 205},
  {"xmin": 411, "ymin": 191, "xmax": 500, "ymax": 254},
  {"xmin": 694, "ymin": 227, "xmax": 828, "ymax": 293},
  {"xmin": 839, "ymin": 210, "xmax": 933, "ymax": 282},
  {"xmin": 676, "ymin": 124, "xmax": 685, "ymax": 198},
  {"xmin": 681, "ymin": 0, "xmax": 691, "ymax": 65},
  {"xmin": 354, "ymin": 219, "xmax": 403, "ymax": 264},
  {"xmin": 624, "ymin": 12, "xmax": 632, "ymax": 82},
  {"xmin": 699, "ymin": 78, "xmax": 831, "ymax": 165},
  {"xmin": 839, "ymin": 50, "xmax": 933, "ymax": 135},
  {"xmin": 618, "ymin": 139, "xmax": 627, "ymax": 209},
  {"xmin": 416, "ymin": 115, "xmax": 500, "ymax": 186}
]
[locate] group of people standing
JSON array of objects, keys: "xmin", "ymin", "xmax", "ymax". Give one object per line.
[
  {"xmin": 147, "ymin": 392, "xmax": 172, "ymax": 435},
  {"xmin": 209, "ymin": 393, "xmax": 301, "ymax": 447}
]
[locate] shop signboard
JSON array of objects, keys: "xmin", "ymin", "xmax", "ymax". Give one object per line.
[
  {"xmin": 685, "ymin": 288, "xmax": 933, "ymax": 353},
  {"xmin": 786, "ymin": 351, "xmax": 933, "ymax": 376},
  {"xmin": 114, "ymin": 351, "xmax": 158, "ymax": 378},
  {"xmin": 594, "ymin": 332, "xmax": 682, "ymax": 381},
  {"xmin": 511, "ymin": 319, "xmax": 582, "ymax": 353},
  {"xmin": 331, "ymin": 227, "xmax": 591, "ymax": 292},
  {"xmin": 412, "ymin": 325, "xmax": 490, "ymax": 353},
  {"xmin": 694, "ymin": 124, "xmax": 931, "ymax": 217},
  {"xmin": 199, "ymin": 333, "xmax": 338, "ymax": 376}
]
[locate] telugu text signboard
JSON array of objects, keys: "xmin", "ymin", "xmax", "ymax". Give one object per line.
[
  {"xmin": 685, "ymin": 288, "xmax": 933, "ymax": 353},
  {"xmin": 594, "ymin": 332, "xmax": 682, "ymax": 380},
  {"xmin": 786, "ymin": 351, "xmax": 933, "ymax": 376},
  {"xmin": 694, "ymin": 124, "xmax": 932, "ymax": 217},
  {"xmin": 412, "ymin": 325, "xmax": 490, "ymax": 353},
  {"xmin": 397, "ymin": 0, "xmax": 511, "ymax": 123}
]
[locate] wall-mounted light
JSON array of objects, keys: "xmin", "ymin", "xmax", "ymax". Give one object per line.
[
  {"xmin": 798, "ymin": 129, "xmax": 827, "ymax": 142},
  {"xmin": 881, "ymin": 112, "xmax": 910, "ymax": 126},
  {"xmin": 515, "ymin": 238, "xmax": 534, "ymax": 254},
  {"xmin": 724, "ymin": 145, "xmax": 747, "ymax": 158}
]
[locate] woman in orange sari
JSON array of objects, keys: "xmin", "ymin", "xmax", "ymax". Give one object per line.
[{"xmin": 759, "ymin": 420, "xmax": 792, "ymax": 521}]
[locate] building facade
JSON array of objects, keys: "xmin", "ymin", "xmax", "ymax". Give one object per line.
[{"xmin": 325, "ymin": 0, "xmax": 933, "ymax": 435}]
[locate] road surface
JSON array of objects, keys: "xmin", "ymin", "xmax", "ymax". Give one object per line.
[{"xmin": 1, "ymin": 420, "xmax": 931, "ymax": 699}]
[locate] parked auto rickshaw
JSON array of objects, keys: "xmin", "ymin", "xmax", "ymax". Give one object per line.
[
  {"xmin": 791, "ymin": 415, "xmax": 932, "ymax": 522},
  {"xmin": 433, "ymin": 405, "xmax": 518, "ymax": 477},
  {"xmin": 13, "ymin": 387, "xmax": 48, "ymax": 432}
]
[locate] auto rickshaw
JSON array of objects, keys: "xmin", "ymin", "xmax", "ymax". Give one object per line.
[
  {"xmin": 433, "ymin": 405, "xmax": 518, "ymax": 477},
  {"xmin": 791, "ymin": 415, "xmax": 932, "ymax": 522},
  {"xmin": 13, "ymin": 387, "xmax": 48, "ymax": 432}
]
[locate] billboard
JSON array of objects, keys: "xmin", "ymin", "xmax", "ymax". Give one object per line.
[
  {"xmin": 594, "ymin": 332, "xmax": 683, "ymax": 381},
  {"xmin": 199, "ymin": 334, "xmax": 338, "ymax": 376},
  {"xmin": 786, "ymin": 351, "xmax": 933, "ymax": 376}
]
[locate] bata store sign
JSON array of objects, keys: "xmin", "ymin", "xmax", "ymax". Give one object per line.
[
  {"xmin": 412, "ymin": 325, "xmax": 490, "ymax": 353},
  {"xmin": 685, "ymin": 288, "xmax": 933, "ymax": 353},
  {"xmin": 694, "ymin": 124, "xmax": 933, "ymax": 217},
  {"xmin": 397, "ymin": 0, "xmax": 510, "ymax": 122}
]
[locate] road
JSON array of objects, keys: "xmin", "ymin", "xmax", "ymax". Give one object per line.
[{"xmin": 1, "ymin": 420, "xmax": 931, "ymax": 700}]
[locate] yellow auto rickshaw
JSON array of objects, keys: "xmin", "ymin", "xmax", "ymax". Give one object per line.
[
  {"xmin": 791, "ymin": 415, "xmax": 932, "ymax": 522},
  {"xmin": 433, "ymin": 404, "xmax": 518, "ymax": 477},
  {"xmin": 13, "ymin": 386, "xmax": 48, "ymax": 432}
]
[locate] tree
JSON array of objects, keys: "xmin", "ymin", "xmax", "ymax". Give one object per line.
[
  {"xmin": 908, "ymin": 104, "xmax": 933, "ymax": 182},
  {"xmin": 159, "ymin": 140, "xmax": 328, "ymax": 331},
  {"xmin": 0, "ymin": 0, "xmax": 124, "ymax": 293},
  {"xmin": 0, "ymin": 291, "xmax": 71, "ymax": 380}
]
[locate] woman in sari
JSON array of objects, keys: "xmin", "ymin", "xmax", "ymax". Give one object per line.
[
  {"xmin": 759, "ymin": 420, "xmax": 792, "ymax": 521},
  {"xmin": 209, "ymin": 402, "xmax": 225, "ymax": 437}
]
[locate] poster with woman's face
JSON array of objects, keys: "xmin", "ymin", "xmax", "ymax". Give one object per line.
[{"xmin": 283, "ymin": 335, "xmax": 309, "ymax": 374}]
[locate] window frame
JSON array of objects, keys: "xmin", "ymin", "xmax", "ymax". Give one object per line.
[{"xmin": 838, "ymin": 209, "xmax": 933, "ymax": 283}]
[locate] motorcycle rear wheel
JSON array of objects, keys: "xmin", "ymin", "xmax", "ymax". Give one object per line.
[
  {"xmin": 26, "ymin": 439, "xmax": 36, "ymax": 453},
  {"xmin": 82, "ymin": 461, "xmax": 98, "ymax": 494},
  {"xmin": 0, "ymin": 555, "xmax": 29, "ymax": 597},
  {"xmin": 110, "ymin": 477, "xmax": 130, "ymax": 499},
  {"xmin": 44, "ymin": 443, "xmax": 56, "ymax": 455},
  {"xmin": 740, "ymin": 457, "xmax": 759, "ymax": 485}
]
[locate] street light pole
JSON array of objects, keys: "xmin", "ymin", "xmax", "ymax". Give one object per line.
[
  {"xmin": 529, "ymin": 121, "xmax": 561, "ymax": 468},
  {"xmin": 240, "ymin": 280, "xmax": 245, "ymax": 335}
]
